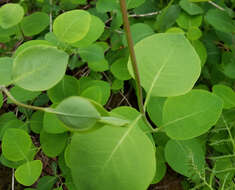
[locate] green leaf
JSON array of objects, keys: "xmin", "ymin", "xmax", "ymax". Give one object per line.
[
  {"xmin": 186, "ymin": 27, "xmax": 202, "ymax": 41},
  {"xmin": 176, "ymin": 12, "xmax": 202, "ymax": 29},
  {"xmin": 0, "ymin": 57, "xmax": 13, "ymax": 86},
  {"xmin": 72, "ymin": 15, "xmax": 105, "ymax": 48},
  {"xmin": 80, "ymin": 86, "xmax": 103, "ymax": 104},
  {"xmin": 0, "ymin": 119, "xmax": 28, "ymax": 140},
  {"xmin": 110, "ymin": 106, "xmax": 151, "ymax": 134},
  {"xmin": 21, "ymin": 12, "xmax": 50, "ymax": 36},
  {"xmin": 2, "ymin": 129, "xmax": 32, "ymax": 161},
  {"xmin": 152, "ymin": 147, "xmax": 166, "ymax": 184},
  {"xmin": 78, "ymin": 44, "xmax": 105, "ymax": 62},
  {"xmin": 166, "ymin": 27, "xmax": 185, "ymax": 34},
  {"xmin": 0, "ymin": 146, "xmax": 36, "ymax": 169},
  {"xmin": 191, "ymin": 40, "xmax": 207, "ymax": 67},
  {"xmin": 205, "ymin": 9, "xmax": 235, "ymax": 34},
  {"xmin": 99, "ymin": 116, "xmax": 129, "ymax": 126},
  {"xmin": 165, "ymin": 139, "xmax": 205, "ymax": 177},
  {"xmin": 78, "ymin": 78, "xmax": 111, "ymax": 105},
  {"xmin": 0, "ymin": 3, "xmax": 24, "ymax": 29},
  {"xmin": 0, "ymin": 25, "xmax": 17, "ymax": 37},
  {"xmin": 97, "ymin": 0, "xmax": 145, "ymax": 12},
  {"xmin": 155, "ymin": 5, "xmax": 181, "ymax": 32},
  {"xmin": 88, "ymin": 58, "xmax": 109, "ymax": 72},
  {"xmin": 37, "ymin": 176, "xmax": 57, "ymax": 190},
  {"xmin": 15, "ymin": 160, "xmax": 43, "ymax": 186},
  {"xmin": 43, "ymin": 105, "xmax": 68, "ymax": 134},
  {"xmin": 111, "ymin": 58, "xmax": 131, "ymax": 81},
  {"xmin": 96, "ymin": 0, "xmax": 119, "ymax": 12},
  {"xmin": 30, "ymin": 111, "xmax": 44, "ymax": 134},
  {"xmin": 128, "ymin": 33, "xmax": 201, "ymax": 97},
  {"xmin": 126, "ymin": 0, "xmax": 146, "ymax": 9},
  {"xmin": 64, "ymin": 144, "xmax": 72, "ymax": 168},
  {"xmin": 122, "ymin": 23, "xmax": 154, "ymax": 46},
  {"xmin": 189, "ymin": 0, "xmax": 209, "ymax": 2},
  {"xmin": 47, "ymin": 75, "xmax": 79, "ymax": 104},
  {"xmin": 147, "ymin": 97, "xmax": 166, "ymax": 127},
  {"xmin": 54, "ymin": 96, "xmax": 101, "ymax": 131},
  {"xmin": 0, "ymin": 112, "xmax": 17, "ymax": 136},
  {"xmin": 40, "ymin": 130, "xmax": 68, "ymax": 157},
  {"xmin": 70, "ymin": 0, "xmax": 86, "ymax": 4},
  {"xmin": 8, "ymin": 86, "xmax": 41, "ymax": 103},
  {"xmin": 70, "ymin": 121, "xmax": 156, "ymax": 190},
  {"xmin": 212, "ymin": 84, "xmax": 235, "ymax": 109},
  {"xmin": 111, "ymin": 79, "xmax": 124, "ymax": 90},
  {"xmin": 53, "ymin": 10, "xmax": 91, "ymax": 43},
  {"xmin": 53, "ymin": 186, "xmax": 63, "ymax": 190},
  {"xmin": 220, "ymin": 52, "xmax": 235, "ymax": 79},
  {"xmin": 12, "ymin": 45, "xmax": 69, "ymax": 91},
  {"xmin": 13, "ymin": 40, "xmax": 53, "ymax": 58},
  {"xmin": 179, "ymin": 0, "xmax": 203, "ymax": 15},
  {"xmin": 162, "ymin": 90, "xmax": 223, "ymax": 140}
]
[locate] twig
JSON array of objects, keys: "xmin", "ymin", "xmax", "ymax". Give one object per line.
[
  {"xmin": 12, "ymin": 168, "xmax": 14, "ymax": 190},
  {"xmin": 0, "ymin": 86, "xmax": 45, "ymax": 112},
  {"xmin": 105, "ymin": 26, "xmax": 124, "ymax": 34},
  {"xmin": 208, "ymin": 1, "xmax": 225, "ymax": 11},
  {"xmin": 105, "ymin": 11, "xmax": 160, "ymax": 25},
  {"xmin": 129, "ymin": 11, "xmax": 160, "ymax": 18}
]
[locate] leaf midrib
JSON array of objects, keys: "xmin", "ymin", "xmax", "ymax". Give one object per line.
[{"xmin": 97, "ymin": 114, "xmax": 142, "ymax": 182}]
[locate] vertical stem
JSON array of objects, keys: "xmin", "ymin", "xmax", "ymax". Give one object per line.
[
  {"xmin": 12, "ymin": 168, "xmax": 14, "ymax": 190},
  {"xmin": 119, "ymin": 0, "xmax": 144, "ymax": 114},
  {"xmin": 49, "ymin": 0, "xmax": 53, "ymax": 32}
]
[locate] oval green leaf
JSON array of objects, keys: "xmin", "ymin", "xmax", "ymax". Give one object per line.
[
  {"xmin": 212, "ymin": 84, "xmax": 235, "ymax": 109},
  {"xmin": 162, "ymin": 90, "xmax": 223, "ymax": 140},
  {"xmin": 40, "ymin": 130, "xmax": 68, "ymax": 157},
  {"xmin": 78, "ymin": 78, "xmax": 111, "ymax": 105},
  {"xmin": 128, "ymin": 33, "xmax": 201, "ymax": 97},
  {"xmin": 12, "ymin": 45, "xmax": 69, "ymax": 91},
  {"xmin": 20, "ymin": 12, "xmax": 50, "ymax": 36},
  {"xmin": 165, "ymin": 139, "xmax": 205, "ymax": 177},
  {"xmin": 15, "ymin": 160, "xmax": 43, "ymax": 186},
  {"xmin": 0, "ymin": 3, "xmax": 24, "ymax": 29},
  {"xmin": 2, "ymin": 128, "xmax": 32, "ymax": 161},
  {"xmin": 72, "ymin": 15, "xmax": 105, "ymax": 48},
  {"xmin": 70, "ymin": 121, "xmax": 156, "ymax": 190},
  {"xmin": 205, "ymin": 9, "xmax": 235, "ymax": 34},
  {"xmin": 54, "ymin": 96, "xmax": 101, "ymax": 131},
  {"xmin": 53, "ymin": 10, "xmax": 91, "ymax": 43}
]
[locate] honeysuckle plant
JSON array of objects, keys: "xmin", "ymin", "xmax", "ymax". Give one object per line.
[{"xmin": 0, "ymin": 0, "xmax": 235, "ymax": 190}]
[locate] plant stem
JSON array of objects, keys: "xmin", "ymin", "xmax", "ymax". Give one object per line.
[
  {"xmin": 222, "ymin": 115, "xmax": 235, "ymax": 152},
  {"xmin": 129, "ymin": 11, "xmax": 160, "ymax": 18},
  {"xmin": 119, "ymin": 0, "xmax": 144, "ymax": 115},
  {"xmin": 49, "ymin": 0, "xmax": 53, "ymax": 32},
  {"xmin": 12, "ymin": 168, "xmax": 14, "ymax": 190},
  {"xmin": 119, "ymin": 0, "xmax": 155, "ymax": 132},
  {"xmin": 208, "ymin": 1, "xmax": 225, "ymax": 11},
  {"xmin": 0, "ymin": 86, "xmax": 103, "ymax": 119},
  {"xmin": 0, "ymin": 86, "xmax": 46, "ymax": 112}
]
